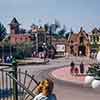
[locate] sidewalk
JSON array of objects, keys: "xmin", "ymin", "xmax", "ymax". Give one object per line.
[
  {"xmin": 51, "ymin": 64, "xmax": 90, "ymax": 85},
  {"xmin": 0, "ymin": 58, "xmax": 49, "ymax": 66},
  {"xmin": 17, "ymin": 57, "xmax": 49, "ymax": 65}
]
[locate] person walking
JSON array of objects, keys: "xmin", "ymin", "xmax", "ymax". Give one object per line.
[
  {"xmin": 74, "ymin": 67, "xmax": 79, "ymax": 76},
  {"xmin": 79, "ymin": 62, "xmax": 84, "ymax": 75},
  {"xmin": 70, "ymin": 61, "xmax": 75, "ymax": 75}
]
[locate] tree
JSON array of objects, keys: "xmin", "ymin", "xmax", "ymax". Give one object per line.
[
  {"xmin": 58, "ymin": 25, "xmax": 66, "ymax": 37},
  {"xmin": 54, "ymin": 19, "xmax": 60, "ymax": 29},
  {"xmin": 23, "ymin": 41, "xmax": 33, "ymax": 57},
  {"xmin": 0, "ymin": 22, "xmax": 7, "ymax": 41},
  {"xmin": 44, "ymin": 23, "xmax": 49, "ymax": 32},
  {"xmin": 2, "ymin": 35, "xmax": 11, "ymax": 47},
  {"xmin": 70, "ymin": 28, "xmax": 74, "ymax": 34},
  {"xmin": 49, "ymin": 19, "xmax": 61, "ymax": 34},
  {"xmin": 65, "ymin": 28, "xmax": 74, "ymax": 39},
  {"xmin": 49, "ymin": 24, "xmax": 56, "ymax": 34},
  {"xmin": 14, "ymin": 41, "xmax": 33, "ymax": 59},
  {"xmin": 19, "ymin": 28, "xmax": 26, "ymax": 34},
  {"xmin": 1, "ymin": 35, "xmax": 12, "ymax": 59}
]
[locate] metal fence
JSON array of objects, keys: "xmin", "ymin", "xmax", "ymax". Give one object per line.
[{"xmin": 0, "ymin": 66, "xmax": 39, "ymax": 100}]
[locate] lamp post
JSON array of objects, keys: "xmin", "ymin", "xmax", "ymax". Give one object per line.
[
  {"xmin": 10, "ymin": 44, "xmax": 12, "ymax": 61},
  {"xmin": 2, "ymin": 45, "xmax": 4, "ymax": 63},
  {"xmin": 12, "ymin": 57, "xmax": 18, "ymax": 100},
  {"xmin": 42, "ymin": 42, "xmax": 47, "ymax": 61},
  {"xmin": 49, "ymin": 26, "xmax": 52, "ymax": 46},
  {"xmin": 35, "ymin": 32, "xmax": 38, "ymax": 55}
]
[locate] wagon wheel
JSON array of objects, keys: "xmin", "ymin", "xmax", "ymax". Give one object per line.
[
  {"xmin": 18, "ymin": 69, "xmax": 39, "ymax": 100},
  {"xmin": 6, "ymin": 68, "xmax": 39, "ymax": 100}
]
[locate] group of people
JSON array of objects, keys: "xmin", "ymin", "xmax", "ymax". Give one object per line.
[
  {"xmin": 33, "ymin": 78, "xmax": 57, "ymax": 100},
  {"xmin": 70, "ymin": 61, "xmax": 84, "ymax": 75},
  {"xmin": 4, "ymin": 56, "xmax": 13, "ymax": 63}
]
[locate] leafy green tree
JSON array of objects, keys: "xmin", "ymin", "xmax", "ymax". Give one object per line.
[
  {"xmin": 23, "ymin": 41, "xmax": 33, "ymax": 57},
  {"xmin": 44, "ymin": 23, "xmax": 49, "ymax": 32},
  {"xmin": 0, "ymin": 22, "xmax": 7, "ymax": 41},
  {"xmin": 14, "ymin": 41, "xmax": 33, "ymax": 59},
  {"xmin": 2, "ymin": 36, "xmax": 11, "ymax": 47},
  {"xmin": 49, "ymin": 20, "xmax": 61, "ymax": 34},
  {"xmin": 14, "ymin": 47, "xmax": 24, "ymax": 59},
  {"xmin": 58, "ymin": 25, "xmax": 66, "ymax": 37},
  {"xmin": 65, "ymin": 28, "xmax": 73, "ymax": 39},
  {"xmin": 54, "ymin": 19, "xmax": 60, "ymax": 29}
]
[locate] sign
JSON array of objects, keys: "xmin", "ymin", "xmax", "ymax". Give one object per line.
[{"xmin": 56, "ymin": 44, "xmax": 65, "ymax": 52}]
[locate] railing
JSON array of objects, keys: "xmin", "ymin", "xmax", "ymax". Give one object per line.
[{"xmin": 0, "ymin": 66, "xmax": 39, "ymax": 100}]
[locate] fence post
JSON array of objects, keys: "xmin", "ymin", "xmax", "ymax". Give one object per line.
[{"xmin": 12, "ymin": 58, "xmax": 18, "ymax": 100}]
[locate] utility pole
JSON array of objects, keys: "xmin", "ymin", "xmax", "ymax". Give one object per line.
[
  {"xmin": 10, "ymin": 44, "xmax": 12, "ymax": 59},
  {"xmin": 12, "ymin": 58, "xmax": 18, "ymax": 100},
  {"xmin": 35, "ymin": 33, "xmax": 38, "ymax": 54},
  {"xmin": 49, "ymin": 25, "xmax": 52, "ymax": 46},
  {"xmin": 2, "ymin": 45, "xmax": 4, "ymax": 63}
]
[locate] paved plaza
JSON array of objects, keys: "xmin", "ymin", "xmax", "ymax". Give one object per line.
[
  {"xmin": 0, "ymin": 56, "xmax": 99, "ymax": 100},
  {"xmin": 15, "ymin": 56, "xmax": 99, "ymax": 100}
]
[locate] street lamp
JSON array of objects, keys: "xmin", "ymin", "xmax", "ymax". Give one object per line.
[
  {"xmin": 42, "ymin": 43, "xmax": 47, "ymax": 51},
  {"xmin": 35, "ymin": 32, "xmax": 38, "ymax": 54},
  {"xmin": 42, "ymin": 42, "xmax": 47, "ymax": 61},
  {"xmin": 9, "ymin": 43, "xmax": 12, "ymax": 62},
  {"xmin": 49, "ymin": 25, "xmax": 52, "ymax": 46},
  {"xmin": 12, "ymin": 57, "xmax": 18, "ymax": 100},
  {"xmin": 2, "ymin": 44, "xmax": 4, "ymax": 63}
]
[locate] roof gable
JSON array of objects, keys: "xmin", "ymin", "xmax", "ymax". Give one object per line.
[{"xmin": 10, "ymin": 17, "xmax": 20, "ymax": 25}]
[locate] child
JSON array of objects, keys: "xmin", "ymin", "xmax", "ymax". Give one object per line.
[{"xmin": 74, "ymin": 67, "xmax": 79, "ymax": 76}]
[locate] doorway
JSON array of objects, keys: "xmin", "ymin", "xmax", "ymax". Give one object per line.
[{"xmin": 78, "ymin": 45, "xmax": 86, "ymax": 56}]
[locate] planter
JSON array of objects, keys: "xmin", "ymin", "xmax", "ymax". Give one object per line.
[
  {"xmin": 91, "ymin": 76, "xmax": 100, "ymax": 89},
  {"xmin": 84, "ymin": 75, "xmax": 94, "ymax": 85}
]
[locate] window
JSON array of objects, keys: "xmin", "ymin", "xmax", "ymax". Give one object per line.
[
  {"xmin": 71, "ymin": 40, "xmax": 73, "ymax": 43},
  {"xmin": 80, "ymin": 36, "xmax": 83, "ymax": 43},
  {"xmin": 93, "ymin": 36, "xmax": 95, "ymax": 42},
  {"xmin": 90, "ymin": 36, "xmax": 93, "ymax": 42},
  {"xmin": 97, "ymin": 36, "xmax": 99, "ymax": 42}
]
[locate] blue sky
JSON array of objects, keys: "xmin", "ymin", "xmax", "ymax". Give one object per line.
[{"xmin": 0, "ymin": 0, "xmax": 100, "ymax": 32}]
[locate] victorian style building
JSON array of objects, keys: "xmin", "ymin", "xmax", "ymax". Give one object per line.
[
  {"xmin": 66, "ymin": 27, "xmax": 90, "ymax": 57},
  {"xmin": 9, "ymin": 17, "xmax": 32, "ymax": 45},
  {"xmin": 89, "ymin": 28, "xmax": 100, "ymax": 54}
]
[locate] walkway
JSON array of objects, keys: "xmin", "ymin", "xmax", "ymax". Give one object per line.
[{"xmin": 0, "ymin": 57, "xmax": 49, "ymax": 67}]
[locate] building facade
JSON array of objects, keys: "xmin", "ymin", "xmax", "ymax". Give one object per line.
[
  {"xmin": 9, "ymin": 17, "xmax": 32, "ymax": 45},
  {"xmin": 66, "ymin": 27, "xmax": 90, "ymax": 57},
  {"xmin": 7, "ymin": 18, "xmax": 93, "ymax": 57},
  {"xmin": 89, "ymin": 28, "xmax": 100, "ymax": 57}
]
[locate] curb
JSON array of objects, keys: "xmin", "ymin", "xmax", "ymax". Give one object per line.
[
  {"xmin": 0, "ymin": 60, "xmax": 49, "ymax": 66},
  {"xmin": 48, "ymin": 68, "xmax": 89, "ymax": 88}
]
